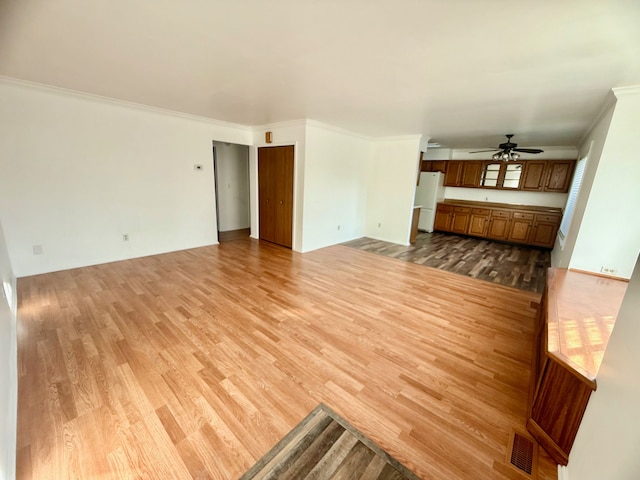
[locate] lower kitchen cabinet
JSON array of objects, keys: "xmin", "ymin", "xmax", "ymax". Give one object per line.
[
  {"xmin": 451, "ymin": 206, "xmax": 471, "ymax": 234},
  {"xmin": 434, "ymin": 200, "xmax": 562, "ymax": 248},
  {"xmin": 508, "ymin": 212, "xmax": 534, "ymax": 243},
  {"xmin": 468, "ymin": 208, "xmax": 490, "ymax": 236},
  {"xmin": 434, "ymin": 204, "xmax": 453, "ymax": 231}
]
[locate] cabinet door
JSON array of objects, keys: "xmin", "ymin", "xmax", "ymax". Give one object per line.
[
  {"xmin": 521, "ymin": 161, "xmax": 547, "ymax": 191},
  {"xmin": 531, "ymin": 213, "xmax": 561, "ymax": 248},
  {"xmin": 434, "ymin": 205, "xmax": 453, "ymax": 231},
  {"xmin": 468, "ymin": 214, "xmax": 489, "ymax": 236},
  {"xmin": 508, "ymin": 213, "xmax": 534, "ymax": 243},
  {"xmin": 421, "ymin": 160, "xmax": 432, "ymax": 172},
  {"xmin": 461, "ymin": 161, "xmax": 482, "ymax": 187},
  {"xmin": 431, "ymin": 160, "xmax": 446, "ymax": 173},
  {"xmin": 451, "ymin": 208, "xmax": 470, "ymax": 234},
  {"xmin": 545, "ymin": 161, "xmax": 575, "ymax": 192},
  {"xmin": 487, "ymin": 211, "xmax": 510, "ymax": 240},
  {"xmin": 444, "ymin": 161, "xmax": 464, "ymax": 186}
]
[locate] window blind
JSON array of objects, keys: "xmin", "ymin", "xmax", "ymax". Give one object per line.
[{"xmin": 559, "ymin": 157, "xmax": 586, "ymax": 240}]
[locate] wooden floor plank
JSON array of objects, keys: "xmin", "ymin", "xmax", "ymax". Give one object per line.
[{"xmin": 16, "ymin": 239, "xmax": 557, "ymax": 479}]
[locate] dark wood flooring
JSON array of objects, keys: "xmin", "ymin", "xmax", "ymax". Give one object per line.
[
  {"xmin": 343, "ymin": 233, "xmax": 550, "ymax": 294},
  {"xmin": 218, "ymin": 228, "xmax": 251, "ymax": 243},
  {"xmin": 240, "ymin": 403, "xmax": 419, "ymax": 480}
]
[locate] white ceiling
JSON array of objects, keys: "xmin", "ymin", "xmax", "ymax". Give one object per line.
[{"xmin": 1, "ymin": 0, "xmax": 639, "ymax": 149}]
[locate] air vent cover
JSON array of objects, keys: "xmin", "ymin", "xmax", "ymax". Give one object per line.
[{"xmin": 510, "ymin": 432, "xmax": 534, "ymax": 474}]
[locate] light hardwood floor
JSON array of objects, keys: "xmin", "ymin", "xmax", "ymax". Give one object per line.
[{"xmin": 16, "ymin": 239, "xmax": 558, "ymax": 479}]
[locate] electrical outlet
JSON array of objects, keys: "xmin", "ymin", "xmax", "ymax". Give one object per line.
[
  {"xmin": 123, "ymin": 234, "xmax": 129, "ymax": 241},
  {"xmin": 32, "ymin": 245, "xmax": 43, "ymax": 255},
  {"xmin": 600, "ymin": 266, "xmax": 617, "ymax": 275}
]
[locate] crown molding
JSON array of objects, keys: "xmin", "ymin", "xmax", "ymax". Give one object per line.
[
  {"xmin": 612, "ymin": 85, "xmax": 640, "ymax": 97},
  {"xmin": 304, "ymin": 119, "xmax": 373, "ymax": 141},
  {"xmin": 0, "ymin": 75, "xmax": 252, "ymax": 133},
  {"xmin": 578, "ymin": 89, "xmax": 617, "ymax": 146}
]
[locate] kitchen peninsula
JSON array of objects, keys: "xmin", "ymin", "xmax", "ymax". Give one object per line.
[{"xmin": 528, "ymin": 268, "xmax": 628, "ymax": 465}]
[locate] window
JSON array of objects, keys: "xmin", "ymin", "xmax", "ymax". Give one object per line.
[{"xmin": 559, "ymin": 155, "xmax": 587, "ymax": 242}]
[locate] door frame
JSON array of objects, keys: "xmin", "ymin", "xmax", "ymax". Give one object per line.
[{"xmin": 250, "ymin": 142, "xmax": 299, "ymax": 251}]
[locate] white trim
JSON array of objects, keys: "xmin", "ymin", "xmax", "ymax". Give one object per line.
[
  {"xmin": 579, "ymin": 91, "xmax": 617, "ymax": 145},
  {"xmin": 612, "ymin": 85, "xmax": 640, "ymax": 97},
  {"xmin": 304, "ymin": 119, "xmax": 373, "ymax": 141},
  {"xmin": 0, "ymin": 75, "xmax": 253, "ymax": 133},
  {"xmin": 373, "ymin": 134, "xmax": 424, "ymax": 143},
  {"xmin": 558, "ymin": 464, "xmax": 569, "ymax": 480}
]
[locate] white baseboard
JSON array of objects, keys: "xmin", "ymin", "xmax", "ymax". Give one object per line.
[{"xmin": 558, "ymin": 464, "xmax": 569, "ymax": 480}]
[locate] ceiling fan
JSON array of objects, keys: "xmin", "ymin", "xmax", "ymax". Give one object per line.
[{"xmin": 470, "ymin": 134, "xmax": 544, "ymax": 161}]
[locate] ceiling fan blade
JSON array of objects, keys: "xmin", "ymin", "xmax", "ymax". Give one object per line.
[
  {"xmin": 469, "ymin": 149, "xmax": 500, "ymax": 153},
  {"xmin": 513, "ymin": 148, "xmax": 544, "ymax": 154}
]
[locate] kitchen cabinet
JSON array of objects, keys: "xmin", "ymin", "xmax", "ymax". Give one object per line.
[
  {"xmin": 434, "ymin": 200, "xmax": 562, "ymax": 248},
  {"xmin": 434, "ymin": 204, "xmax": 454, "ymax": 231},
  {"xmin": 450, "ymin": 206, "xmax": 471, "ymax": 234},
  {"xmin": 530, "ymin": 213, "xmax": 561, "ymax": 247},
  {"xmin": 460, "ymin": 161, "xmax": 483, "ymax": 187},
  {"xmin": 421, "ymin": 160, "xmax": 447, "ymax": 173},
  {"xmin": 508, "ymin": 212, "xmax": 534, "ymax": 243},
  {"xmin": 444, "ymin": 161, "xmax": 464, "ymax": 186},
  {"xmin": 545, "ymin": 160, "xmax": 574, "ymax": 192},
  {"xmin": 487, "ymin": 210, "xmax": 510, "ymax": 241},
  {"xmin": 434, "ymin": 160, "xmax": 575, "ymax": 192},
  {"xmin": 468, "ymin": 208, "xmax": 490, "ymax": 236},
  {"xmin": 520, "ymin": 161, "xmax": 546, "ymax": 191}
]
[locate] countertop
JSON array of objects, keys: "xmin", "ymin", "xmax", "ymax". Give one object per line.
[
  {"xmin": 546, "ymin": 268, "xmax": 628, "ymax": 385},
  {"xmin": 440, "ymin": 199, "xmax": 563, "ymax": 214}
]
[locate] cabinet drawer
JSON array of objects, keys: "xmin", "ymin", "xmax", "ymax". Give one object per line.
[
  {"xmin": 453, "ymin": 206, "xmax": 471, "ymax": 213},
  {"xmin": 491, "ymin": 210, "xmax": 511, "ymax": 218},
  {"xmin": 513, "ymin": 212, "xmax": 534, "ymax": 220},
  {"xmin": 471, "ymin": 208, "xmax": 490, "ymax": 215},
  {"xmin": 537, "ymin": 214, "xmax": 561, "ymax": 223}
]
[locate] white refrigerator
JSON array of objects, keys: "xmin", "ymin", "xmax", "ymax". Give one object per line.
[{"xmin": 414, "ymin": 172, "xmax": 445, "ymax": 233}]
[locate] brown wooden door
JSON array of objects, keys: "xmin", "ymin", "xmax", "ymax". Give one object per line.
[
  {"xmin": 258, "ymin": 146, "xmax": 294, "ymax": 248},
  {"xmin": 434, "ymin": 205, "xmax": 453, "ymax": 232},
  {"xmin": 487, "ymin": 211, "xmax": 510, "ymax": 240},
  {"xmin": 468, "ymin": 214, "xmax": 489, "ymax": 236}
]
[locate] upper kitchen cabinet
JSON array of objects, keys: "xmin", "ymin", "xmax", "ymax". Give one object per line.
[
  {"xmin": 545, "ymin": 160, "xmax": 574, "ymax": 192},
  {"xmin": 460, "ymin": 161, "xmax": 483, "ymax": 187},
  {"xmin": 438, "ymin": 159, "xmax": 575, "ymax": 192},
  {"xmin": 444, "ymin": 161, "xmax": 464, "ymax": 186},
  {"xmin": 521, "ymin": 161, "xmax": 547, "ymax": 191}
]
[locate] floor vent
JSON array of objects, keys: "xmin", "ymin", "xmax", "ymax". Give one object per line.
[{"xmin": 507, "ymin": 430, "xmax": 537, "ymax": 477}]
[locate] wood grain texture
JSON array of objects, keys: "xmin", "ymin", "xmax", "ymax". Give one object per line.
[
  {"xmin": 344, "ymin": 232, "xmax": 550, "ymax": 293},
  {"xmin": 17, "ymin": 239, "xmax": 558, "ymax": 479}
]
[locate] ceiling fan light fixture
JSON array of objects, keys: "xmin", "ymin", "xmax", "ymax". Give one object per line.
[{"xmin": 511, "ymin": 152, "xmax": 520, "ymax": 161}]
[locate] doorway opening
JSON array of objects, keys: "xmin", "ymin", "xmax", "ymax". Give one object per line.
[{"xmin": 212, "ymin": 141, "xmax": 250, "ymax": 243}]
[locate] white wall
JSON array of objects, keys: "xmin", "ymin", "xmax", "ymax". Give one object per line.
[
  {"xmin": 568, "ymin": 88, "xmax": 640, "ymax": 279},
  {"xmin": 444, "ymin": 187, "xmax": 568, "ymax": 208},
  {"xmin": 213, "ymin": 142, "xmax": 250, "ymax": 232},
  {"xmin": 301, "ymin": 122, "xmax": 370, "ymax": 252},
  {"xmin": 0, "ymin": 79, "xmax": 252, "ymax": 277},
  {"xmin": 365, "ymin": 136, "xmax": 423, "ymax": 245},
  {"xmin": 563, "ymin": 254, "xmax": 640, "ymax": 479},
  {"xmin": 0, "ymin": 219, "xmax": 17, "ymax": 480},
  {"xmin": 552, "ymin": 100, "xmax": 616, "ymax": 270}
]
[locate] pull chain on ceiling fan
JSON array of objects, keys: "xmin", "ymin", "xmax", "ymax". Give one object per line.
[{"xmin": 470, "ymin": 134, "xmax": 544, "ymax": 162}]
